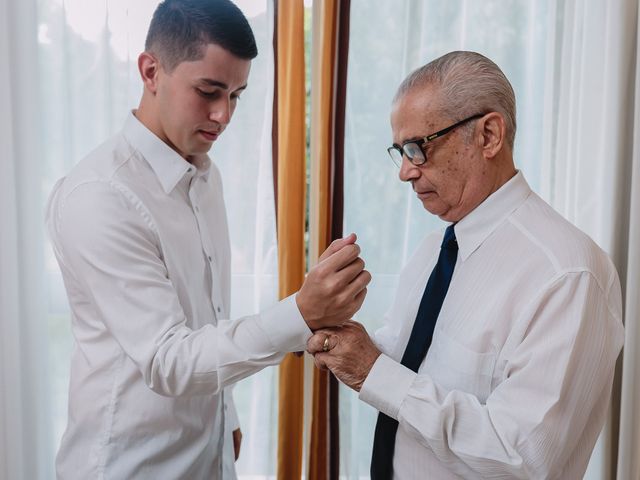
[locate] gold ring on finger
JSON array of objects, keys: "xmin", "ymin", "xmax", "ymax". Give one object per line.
[{"xmin": 322, "ymin": 336, "xmax": 330, "ymax": 352}]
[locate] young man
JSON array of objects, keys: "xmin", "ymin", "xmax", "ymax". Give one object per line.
[
  {"xmin": 308, "ymin": 51, "xmax": 624, "ymax": 479},
  {"xmin": 46, "ymin": 1, "xmax": 370, "ymax": 478}
]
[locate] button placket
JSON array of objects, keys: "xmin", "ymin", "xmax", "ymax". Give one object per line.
[
  {"xmin": 190, "ymin": 188, "xmax": 210, "ymax": 259},
  {"xmin": 191, "ymin": 185, "xmax": 225, "ymax": 321}
]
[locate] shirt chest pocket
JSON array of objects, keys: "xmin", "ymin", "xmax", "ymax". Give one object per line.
[{"xmin": 421, "ymin": 330, "xmax": 497, "ymax": 404}]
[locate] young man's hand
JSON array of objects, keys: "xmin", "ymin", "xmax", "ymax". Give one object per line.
[{"xmin": 296, "ymin": 234, "xmax": 371, "ymax": 331}]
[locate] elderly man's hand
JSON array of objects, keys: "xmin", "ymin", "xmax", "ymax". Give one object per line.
[
  {"xmin": 296, "ymin": 234, "xmax": 371, "ymax": 331},
  {"xmin": 306, "ymin": 321, "xmax": 381, "ymax": 392}
]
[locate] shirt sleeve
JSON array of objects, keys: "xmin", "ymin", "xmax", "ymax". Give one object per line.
[
  {"xmin": 359, "ymin": 270, "xmax": 624, "ymax": 479},
  {"xmin": 51, "ymin": 180, "xmax": 311, "ymax": 397}
]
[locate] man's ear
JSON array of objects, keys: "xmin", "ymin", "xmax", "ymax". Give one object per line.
[
  {"xmin": 478, "ymin": 112, "xmax": 506, "ymax": 160},
  {"xmin": 138, "ymin": 52, "xmax": 161, "ymax": 95}
]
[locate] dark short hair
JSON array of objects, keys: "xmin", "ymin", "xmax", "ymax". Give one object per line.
[{"xmin": 145, "ymin": 0, "xmax": 258, "ymax": 72}]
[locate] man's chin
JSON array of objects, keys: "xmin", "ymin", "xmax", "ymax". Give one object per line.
[
  {"xmin": 421, "ymin": 198, "xmax": 442, "ymax": 215},
  {"xmin": 422, "ymin": 200, "xmax": 454, "ymax": 221},
  {"xmin": 435, "ymin": 208, "xmax": 463, "ymax": 223},
  {"xmin": 190, "ymin": 142, "xmax": 214, "ymax": 155}
]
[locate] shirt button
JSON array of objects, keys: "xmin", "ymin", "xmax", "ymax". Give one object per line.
[
  {"xmin": 194, "ymin": 205, "xmax": 199, "ymax": 212},
  {"xmin": 208, "ymin": 255, "xmax": 212, "ymax": 262},
  {"xmin": 217, "ymin": 306, "xmax": 221, "ymax": 313}
]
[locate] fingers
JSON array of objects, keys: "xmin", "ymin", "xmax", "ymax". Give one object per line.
[
  {"xmin": 306, "ymin": 331, "xmax": 339, "ymax": 354},
  {"xmin": 321, "ymin": 254, "xmax": 370, "ymax": 302},
  {"xmin": 318, "ymin": 233, "xmax": 357, "ymax": 263},
  {"xmin": 296, "ymin": 235, "xmax": 370, "ymax": 330},
  {"xmin": 340, "ymin": 270, "xmax": 372, "ymax": 303},
  {"xmin": 334, "ymin": 257, "xmax": 365, "ymax": 285},
  {"xmin": 313, "ymin": 353, "xmax": 330, "ymax": 371},
  {"xmin": 306, "ymin": 335, "xmax": 332, "ymax": 370},
  {"xmin": 350, "ymin": 287, "xmax": 368, "ymax": 314},
  {"xmin": 319, "ymin": 242, "xmax": 362, "ymax": 273},
  {"xmin": 306, "ymin": 333, "xmax": 325, "ymax": 354}
]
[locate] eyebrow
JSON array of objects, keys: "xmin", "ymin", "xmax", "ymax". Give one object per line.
[
  {"xmin": 198, "ymin": 79, "xmax": 248, "ymax": 92},
  {"xmin": 401, "ymin": 136, "xmax": 425, "ymax": 145}
]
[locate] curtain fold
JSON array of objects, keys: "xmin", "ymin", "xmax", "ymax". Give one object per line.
[
  {"xmin": 0, "ymin": 0, "xmax": 52, "ymax": 478},
  {"xmin": 308, "ymin": 1, "xmax": 338, "ymax": 477},
  {"xmin": 614, "ymin": 3, "xmax": 640, "ymax": 479},
  {"xmin": 329, "ymin": 4, "xmax": 350, "ymax": 479},
  {"xmin": 308, "ymin": 0, "xmax": 351, "ymax": 478},
  {"xmin": 539, "ymin": 1, "xmax": 640, "ymax": 477},
  {"xmin": 617, "ymin": 13, "xmax": 640, "ymax": 471},
  {"xmin": 275, "ymin": 1, "xmax": 307, "ymax": 479}
]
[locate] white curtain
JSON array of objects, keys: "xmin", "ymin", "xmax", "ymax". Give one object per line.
[
  {"xmin": 0, "ymin": 0, "xmax": 279, "ymax": 478},
  {"xmin": 342, "ymin": 0, "xmax": 640, "ymax": 478},
  {"xmin": 1, "ymin": 0, "xmax": 52, "ymax": 478},
  {"xmin": 618, "ymin": 3, "xmax": 640, "ymax": 475},
  {"xmin": 541, "ymin": 1, "xmax": 640, "ymax": 478}
]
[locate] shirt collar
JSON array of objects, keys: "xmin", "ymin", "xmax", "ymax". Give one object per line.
[
  {"xmin": 122, "ymin": 111, "xmax": 211, "ymax": 194},
  {"xmin": 454, "ymin": 171, "xmax": 532, "ymax": 262}
]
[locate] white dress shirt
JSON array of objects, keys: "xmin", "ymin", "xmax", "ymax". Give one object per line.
[
  {"xmin": 46, "ymin": 112, "xmax": 311, "ymax": 479},
  {"xmin": 360, "ymin": 172, "xmax": 625, "ymax": 479}
]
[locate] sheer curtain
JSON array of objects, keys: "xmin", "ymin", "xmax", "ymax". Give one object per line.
[
  {"xmin": 540, "ymin": 1, "xmax": 640, "ymax": 478},
  {"xmin": 341, "ymin": 0, "xmax": 638, "ymax": 478},
  {"xmin": 1, "ymin": 0, "xmax": 51, "ymax": 478},
  {"xmin": 1, "ymin": 0, "xmax": 279, "ymax": 478}
]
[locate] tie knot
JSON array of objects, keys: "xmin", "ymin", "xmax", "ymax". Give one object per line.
[{"xmin": 441, "ymin": 225, "xmax": 457, "ymax": 251}]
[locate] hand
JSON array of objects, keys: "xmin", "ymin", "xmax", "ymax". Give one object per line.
[
  {"xmin": 307, "ymin": 321, "xmax": 381, "ymax": 392},
  {"xmin": 296, "ymin": 234, "xmax": 371, "ymax": 331},
  {"xmin": 233, "ymin": 428, "xmax": 242, "ymax": 461}
]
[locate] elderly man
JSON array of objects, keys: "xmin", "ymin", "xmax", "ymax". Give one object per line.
[{"xmin": 308, "ymin": 51, "xmax": 624, "ymax": 479}]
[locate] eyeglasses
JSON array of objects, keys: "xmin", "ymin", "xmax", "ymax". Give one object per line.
[{"xmin": 387, "ymin": 113, "xmax": 486, "ymax": 167}]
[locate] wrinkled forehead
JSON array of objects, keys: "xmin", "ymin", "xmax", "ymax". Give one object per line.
[{"xmin": 390, "ymin": 84, "xmax": 446, "ymax": 143}]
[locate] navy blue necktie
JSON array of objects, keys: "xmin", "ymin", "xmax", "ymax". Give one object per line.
[{"xmin": 370, "ymin": 225, "xmax": 458, "ymax": 480}]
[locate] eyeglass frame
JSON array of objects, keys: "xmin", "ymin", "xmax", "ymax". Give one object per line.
[{"xmin": 387, "ymin": 113, "xmax": 487, "ymax": 167}]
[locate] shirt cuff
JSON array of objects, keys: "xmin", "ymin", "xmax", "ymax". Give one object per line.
[
  {"xmin": 259, "ymin": 294, "xmax": 312, "ymax": 352},
  {"xmin": 359, "ymin": 353, "xmax": 416, "ymax": 420}
]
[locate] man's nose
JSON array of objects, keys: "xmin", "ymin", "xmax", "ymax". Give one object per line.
[
  {"xmin": 209, "ymin": 98, "xmax": 231, "ymax": 125},
  {"xmin": 398, "ymin": 156, "xmax": 420, "ymax": 182}
]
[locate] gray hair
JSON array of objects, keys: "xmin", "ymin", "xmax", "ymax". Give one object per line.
[{"xmin": 394, "ymin": 51, "xmax": 517, "ymax": 149}]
